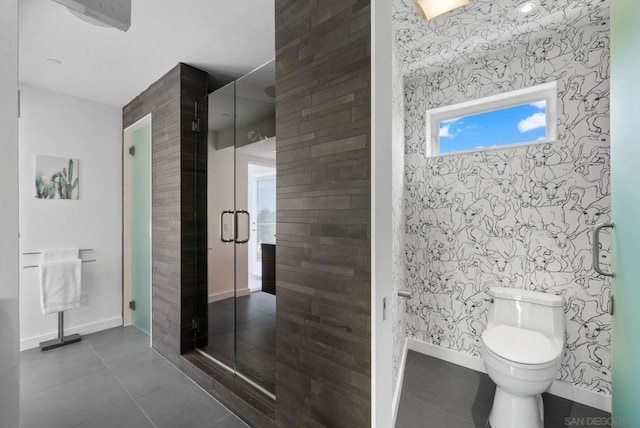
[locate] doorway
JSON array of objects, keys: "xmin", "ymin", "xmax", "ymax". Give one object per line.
[
  {"xmin": 247, "ymin": 160, "xmax": 276, "ymax": 291},
  {"xmin": 123, "ymin": 114, "xmax": 152, "ymax": 338}
]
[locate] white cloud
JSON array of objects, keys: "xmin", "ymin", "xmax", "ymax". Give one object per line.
[
  {"xmin": 439, "ymin": 118, "xmax": 461, "ymax": 138},
  {"xmin": 518, "ymin": 112, "xmax": 546, "ymax": 132},
  {"xmin": 440, "ymin": 124, "xmax": 454, "ymax": 138},
  {"xmin": 530, "ymin": 101, "xmax": 546, "ymax": 109}
]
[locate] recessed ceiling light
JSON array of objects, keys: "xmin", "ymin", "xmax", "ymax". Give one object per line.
[
  {"xmin": 413, "ymin": 0, "xmax": 476, "ymax": 21},
  {"xmin": 518, "ymin": 1, "xmax": 536, "ymax": 14},
  {"xmin": 45, "ymin": 58, "xmax": 63, "ymax": 65}
]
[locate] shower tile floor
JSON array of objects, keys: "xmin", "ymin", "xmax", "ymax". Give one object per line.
[
  {"xmin": 20, "ymin": 327, "xmax": 247, "ymax": 428},
  {"xmin": 200, "ymin": 291, "xmax": 276, "ymax": 394},
  {"xmin": 396, "ymin": 351, "xmax": 612, "ymax": 428}
]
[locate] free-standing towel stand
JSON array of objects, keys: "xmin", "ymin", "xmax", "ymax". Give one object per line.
[
  {"xmin": 39, "ymin": 312, "xmax": 82, "ymax": 351},
  {"xmin": 22, "ymin": 249, "xmax": 95, "ymax": 351}
]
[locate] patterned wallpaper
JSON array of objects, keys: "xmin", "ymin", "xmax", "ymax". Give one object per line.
[
  {"xmin": 393, "ymin": 0, "xmax": 610, "ymax": 76},
  {"xmin": 396, "ymin": 1, "xmax": 612, "ymax": 395},
  {"xmin": 391, "ymin": 43, "xmax": 406, "ymax": 397}
]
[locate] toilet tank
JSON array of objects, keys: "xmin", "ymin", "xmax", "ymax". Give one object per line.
[{"xmin": 486, "ymin": 287, "xmax": 564, "ymax": 342}]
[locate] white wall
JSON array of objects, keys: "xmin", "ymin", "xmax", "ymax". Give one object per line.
[
  {"xmin": 0, "ymin": 0, "xmax": 20, "ymax": 425},
  {"xmin": 18, "ymin": 84, "xmax": 123, "ymax": 350}
]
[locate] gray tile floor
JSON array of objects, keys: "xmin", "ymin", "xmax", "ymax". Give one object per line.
[
  {"xmin": 201, "ymin": 292, "xmax": 276, "ymax": 394},
  {"xmin": 396, "ymin": 351, "xmax": 611, "ymax": 428},
  {"xmin": 20, "ymin": 327, "xmax": 248, "ymax": 428}
]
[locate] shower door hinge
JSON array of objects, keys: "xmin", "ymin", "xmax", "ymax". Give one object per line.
[
  {"xmin": 129, "ymin": 300, "xmax": 136, "ymax": 310},
  {"xmin": 129, "ymin": 145, "xmax": 135, "ymax": 156},
  {"xmin": 191, "ymin": 119, "xmax": 200, "ymax": 133},
  {"xmin": 192, "ymin": 318, "xmax": 200, "ymax": 331}
]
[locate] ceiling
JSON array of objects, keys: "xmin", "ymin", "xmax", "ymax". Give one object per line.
[
  {"xmin": 393, "ymin": 0, "xmax": 609, "ymax": 76},
  {"xmin": 19, "ymin": 0, "xmax": 275, "ymax": 107}
]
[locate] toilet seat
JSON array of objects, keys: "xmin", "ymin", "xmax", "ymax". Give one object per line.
[{"xmin": 482, "ymin": 325, "xmax": 560, "ymax": 368}]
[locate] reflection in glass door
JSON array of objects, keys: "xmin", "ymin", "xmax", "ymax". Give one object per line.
[
  {"xmin": 197, "ymin": 60, "xmax": 276, "ymax": 398},
  {"xmin": 234, "ymin": 60, "xmax": 276, "ymax": 396},
  {"xmin": 248, "ymin": 163, "xmax": 276, "ymax": 290},
  {"xmin": 200, "ymin": 82, "xmax": 237, "ymax": 370}
]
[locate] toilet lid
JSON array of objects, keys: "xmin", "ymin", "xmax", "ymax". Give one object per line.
[{"xmin": 482, "ymin": 325, "xmax": 560, "ymax": 365}]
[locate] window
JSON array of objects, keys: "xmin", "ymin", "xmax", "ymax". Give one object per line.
[{"xmin": 425, "ymin": 82, "xmax": 557, "ymax": 157}]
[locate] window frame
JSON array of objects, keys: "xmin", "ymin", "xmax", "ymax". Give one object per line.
[{"xmin": 425, "ymin": 82, "xmax": 558, "ymax": 157}]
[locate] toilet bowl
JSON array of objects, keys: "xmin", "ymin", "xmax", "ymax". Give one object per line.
[{"xmin": 481, "ymin": 287, "xmax": 564, "ymax": 428}]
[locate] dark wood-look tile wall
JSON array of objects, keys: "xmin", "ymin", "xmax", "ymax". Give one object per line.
[{"xmin": 275, "ymin": 0, "xmax": 372, "ymax": 426}]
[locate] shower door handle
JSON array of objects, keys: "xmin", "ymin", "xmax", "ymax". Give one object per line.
[
  {"xmin": 593, "ymin": 222, "xmax": 614, "ymax": 277},
  {"xmin": 219, "ymin": 210, "xmax": 235, "ymax": 243},
  {"xmin": 234, "ymin": 210, "xmax": 250, "ymax": 244}
]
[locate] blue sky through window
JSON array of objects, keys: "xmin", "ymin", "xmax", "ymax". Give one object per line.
[{"xmin": 439, "ymin": 101, "xmax": 547, "ymax": 154}]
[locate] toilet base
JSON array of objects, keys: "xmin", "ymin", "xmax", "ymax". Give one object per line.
[{"xmin": 488, "ymin": 387, "xmax": 544, "ymax": 428}]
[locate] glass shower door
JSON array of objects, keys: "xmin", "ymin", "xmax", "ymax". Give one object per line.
[
  {"xmin": 234, "ymin": 60, "xmax": 276, "ymax": 395},
  {"xmin": 197, "ymin": 60, "xmax": 276, "ymax": 398},
  {"xmin": 201, "ymin": 82, "xmax": 237, "ymax": 369}
]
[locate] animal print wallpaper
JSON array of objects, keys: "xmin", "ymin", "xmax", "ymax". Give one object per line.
[
  {"xmin": 391, "ymin": 43, "xmax": 406, "ymax": 397},
  {"xmin": 395, "ymin": 0, "xmax": 612, "ymax": 395}
]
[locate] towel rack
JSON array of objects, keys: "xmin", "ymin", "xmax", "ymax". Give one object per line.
[
  {"xmin": 22, "ymin": 260, "xmax": 97, "ymax": 269},
  {"xmin": 22, "ymin": 249, "xmax": 93, "ymax": 255},
  {"xmin": 21, "ymin": 249, "xmax": 95, "ymax": 269},
  {"xmin": 40, "ymin": 312, "xmax": 82, "ymax": 351},
  {"xmin": 22, "ymin": 249, "xmax": 95, "ymax": 351}
]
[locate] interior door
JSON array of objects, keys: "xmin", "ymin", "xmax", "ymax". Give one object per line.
[
  {"xmin": 124, "ymin": 115, "xmax": 152, "ymax": 336},
  {"xmin": 611, "ymin": 0, "xmax": 640, "ymax": 423}
]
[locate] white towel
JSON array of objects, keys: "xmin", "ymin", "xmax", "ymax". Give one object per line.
[{"xmin": 39, "ymin": 249, "xmax": 82, "ymax": 315}]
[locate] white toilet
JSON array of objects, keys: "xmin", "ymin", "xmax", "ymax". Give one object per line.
[{"xmin": 481, "ymin": 287, "xmax": 564, "ymax": 428}]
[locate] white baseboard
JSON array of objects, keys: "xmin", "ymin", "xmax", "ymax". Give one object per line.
[
  {"xmin": 406, "ymin": 338, "xmax": 611, "ymax": 413},
  {"xmin": 208, "ymin": 288, "xmax": 252, "ymax": 303},
  {"xmin": 548, "ymin": 378, "xmax": 612, "ymax": 413},
  {"xmin": 208, "ymin": 290, "xmax": 234, "ymax": 303},
  {"xmin": 392, "ymin": 338, "xmax": 410, "ymax": 427},
  {"xmin": 20, "ymin": 316, "xmax": 123, "ymax": 351},
  {"xmin": 408, "ymin": 338, "xmax": 486, "ymax": 372}
]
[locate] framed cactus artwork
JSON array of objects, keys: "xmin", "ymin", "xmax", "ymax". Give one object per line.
[{"xmin": 35, "ymin": 155, "xmax": 80, "ymax": 200}]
